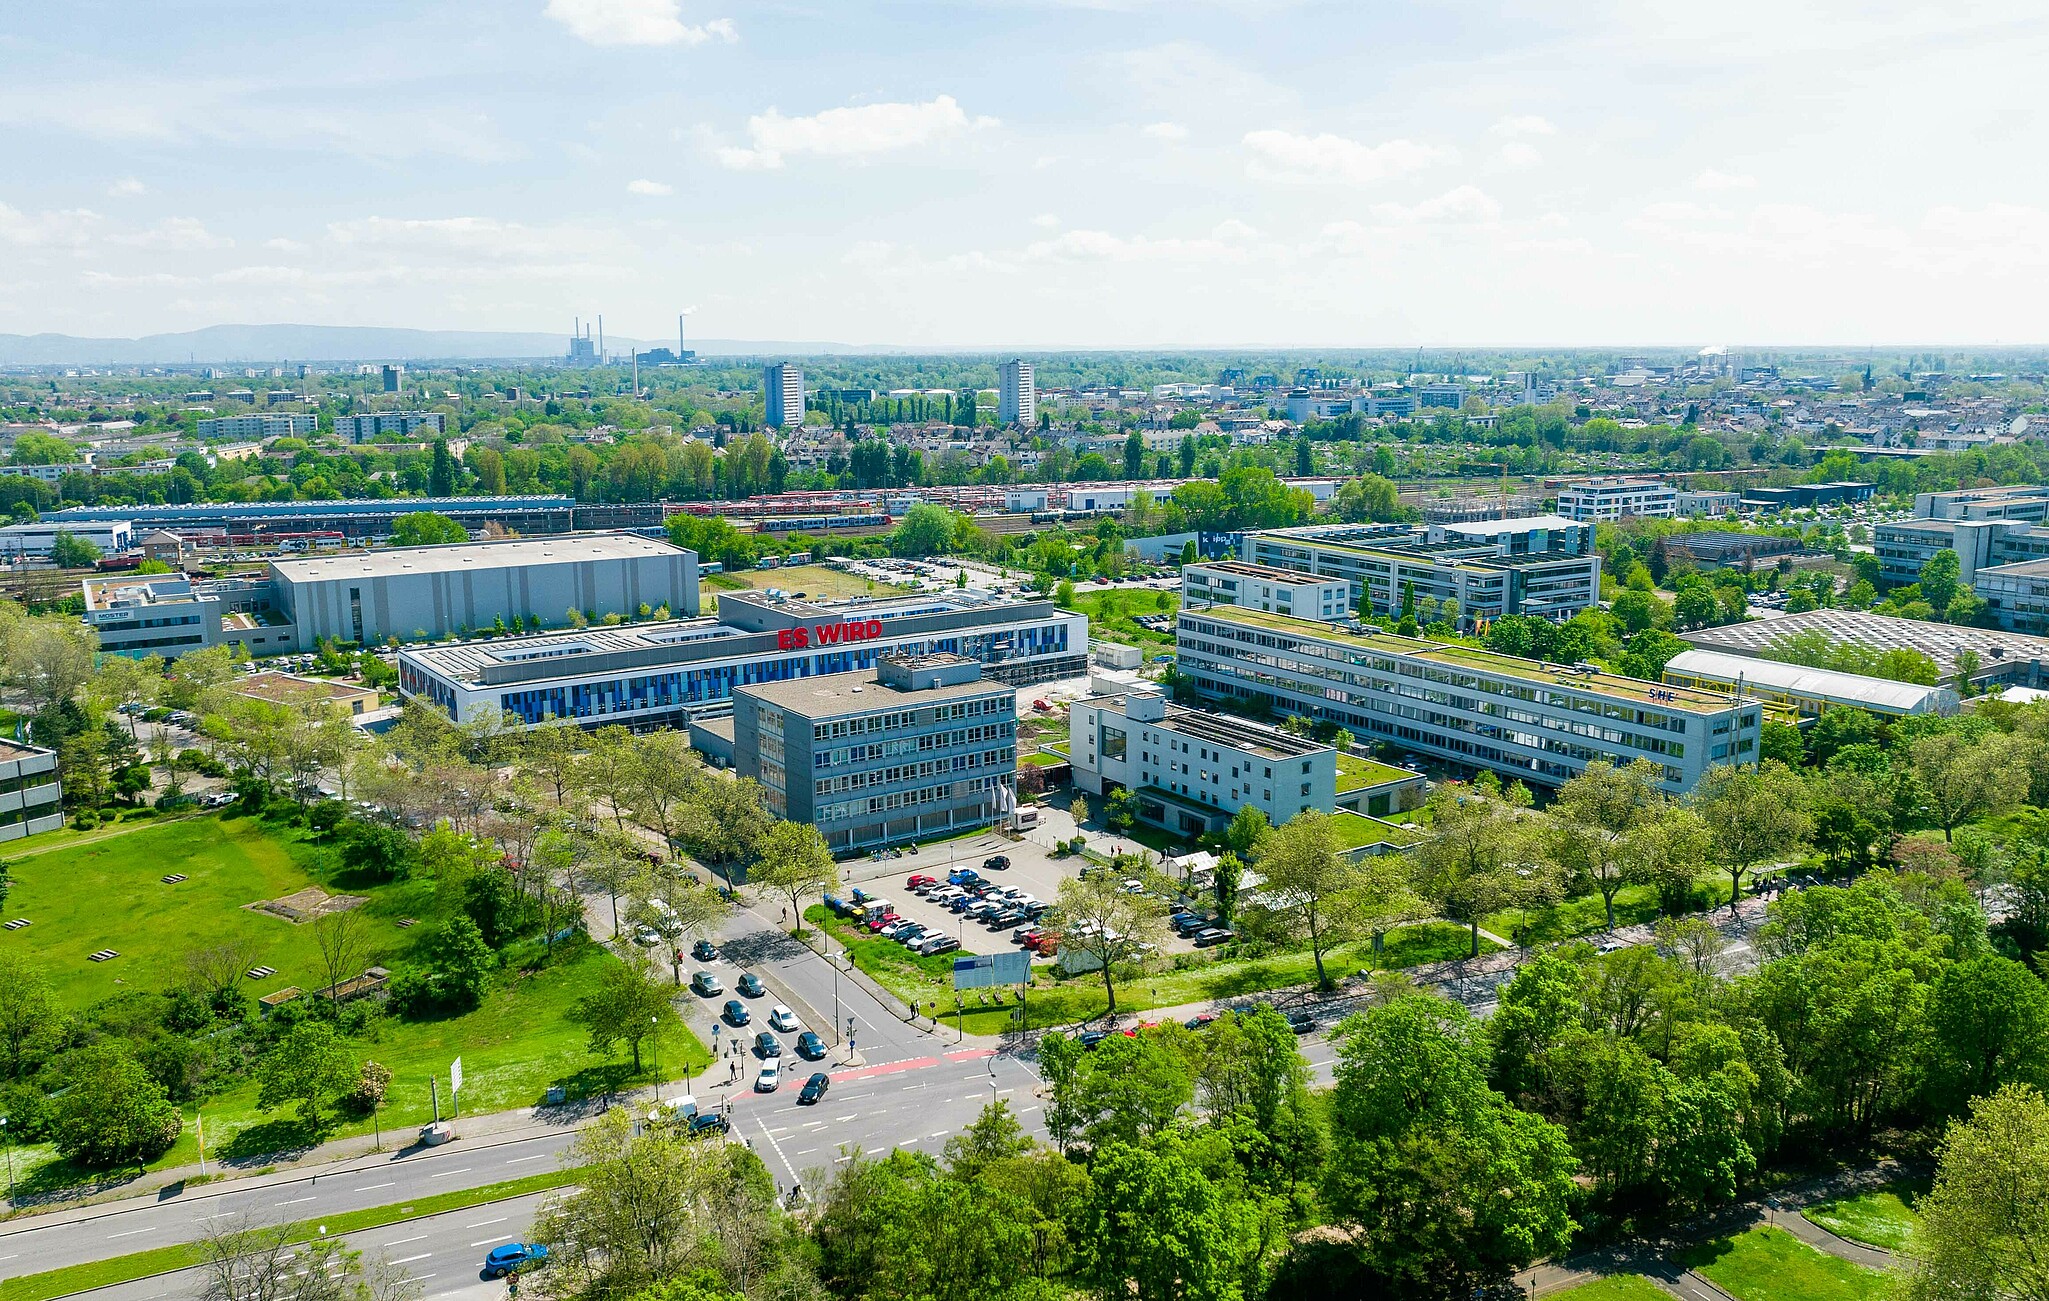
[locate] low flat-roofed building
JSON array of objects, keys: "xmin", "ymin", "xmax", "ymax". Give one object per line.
[
  {"xmin": 1677, "ymin": 490, "xmax": 1742, "ymax": 518},
  {"xmin": 0, "ymin": 520, "xmax": 133, "ymax": 559},
  {"xmin": 1663, "ymin": 648, "xmax": 1958, "ymax": 720},
  {"xmin": 1683, "ymin": 608, "xmax": 2049, "ymax": 687},
  {"xmin": 1182, "ymin": 560, "xmax": 1350, "ymax": 621},
  {"xmin": 733, "ymin": 653, "xmax": 1017, "ymax": 853},
  {"xmin": 1177, "ymin": 605, "xmax": 1763, "ymax": 793},
  {"xmin": 0, "ymin": 739, "xmax": 65, "ymax": 841},
  {"xmin": 231, "ymin": 671, "xmax": 380, "ymax": 716},
  {"xmin": 1069, "ymin": 688, "xmax": 1337, "ymax": 837},
  {"xmin": 1662, "ymin": 531, "xmax": 1805, "ymax": 569},
  {"xmin": 1556, "ymin": 478, "xmax": 1676, "ymax": 522}
]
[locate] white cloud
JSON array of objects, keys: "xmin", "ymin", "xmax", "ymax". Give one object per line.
[
  {"xmin": 627, "ymin": 178, "xmax": 674, "ymax": 196},
  {"xmin": 1026, "ymin": 223, "xmax": 1277, "ymax": 264},
  {"xmin": 717, "ymin": 95, "xmax": 997, "ymax": 170},
  {"xmin": 1498, "ymin": 141, "xmax": 1542, "ymax": 169},
  {"xmin": 0, "ymin": 203, "xmax": 99, "ymax": 247},
  {"xmin": 1639, "ymin": 201, "xmax": 1726, "ymax": 222},
  {"xmin": 1924, "ymin": 203, "xmax": 2049, "ymax": 243},
  {"xmin": 543, "ymin": 0, "xmax": 737, "ymax": 47},
  {"xmin": 1694, "ymin": 168, "xmax": 1758, "ymax": 190},
  {"xmin": 1031, "ymin": 213, "xmax": 1060, "ymax": 228},
  {"xmin": 326, "ymin": 215, "xmax": 567, "ymax": 259},
  {"xmin": 1242, "ymin": 129, "xmax": 1443, "ymax": 185},
  {"xmin": 1369, "ymin": 185, "xmax": 1502, "ymax": 224},
  {"xmin": 106, "ymin": 177, "xmax": 146, "ymax": 198},
  {"xmin": 109, "ymin": 217, "xmax": 231, "ymax": 250},
  {"xmin": 80, "ymin": 270, "xmax": 197, "ymax": 289},
  {"xmin": 1140, "ymin": 121, "xmax": 1188, "ymax": 140},
  {"xmin": 1491, "ymin": 114, "xmax": 1556, "ymax": 137},
  {"xmin": 1211, "ymin": 218, "xmax": 1260, "ymax": 241},
  {"xmin": 264, "ymin": 236, "xmax": 307, "ymax": 252}
]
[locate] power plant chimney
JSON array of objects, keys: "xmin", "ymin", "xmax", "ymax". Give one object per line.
[{"xmin": 597, "ymin": 315, "xmax": 603, "ymax": 361}]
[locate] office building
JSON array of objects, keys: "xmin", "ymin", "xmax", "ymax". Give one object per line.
[
  {"xmin": 381, "ymin": 365, "xmax": 402, "ymax": 393},
  {"xmin": 399, "ymin": 589, "xmax": 1088, "ymax": 730},
  {"xmin": 196, "ymin": 414, "xmax": 316, "ymax": 441},
  {"xmin": 1740, "ymin": 482, "xmax": 1875, "ymax": 511},
  {"xmin": 1676, "ymin": 490, "xmax": 1742, "ymax": 518},
  {"xmin": 1555, "ymin": 478, "xmax": 1677, "ymax": 522},
  {"xmin": 1242, "ymin": 516, "xmax": 1600, "ymax": 625},
  {"xmin": 1913, "ymin": 485, "xmax": 2049, "ymax": 522},
  {"xmin": 0, "ymin": 520, "xmax": 133, "ymax": 559},
  {"xmin": 1662, "ymin": 648, "xmax": 1958, "ymax": 720},
  {"xmin": 1176, "ymin": 606, "xmax": 1761, "ymax": 794},
  {"xmin": 84, "ymin": 533, "xmax": 694, "ymax": 658},
  {"xmin": 45, "ymin": 495, "xmax": 577, "ymax": 541},
  {"xmin": 998, "ymin": 359, "xmax": 1037, "ymax": 427},
  {"xmin": 764, "ymin": 364, "xmax": 805, "ymax": 428},
  {"xmin": 0, "ymin": 740, "xmax": 64, "ymax": 842},
  {"xmin": 335, "ymin": 412, "xmax": 447, "ymax": 443},
  {"xmin": 1068, "ymin": 688, "xmax": 1336, "ymax": 836},
  {"xmin": 1182, "ymin": 561, "xmax": 1350, "ymax": 621},
  {"xmin": 732, "ymin": 653, "xmax": 1016, "ymax": 853}
]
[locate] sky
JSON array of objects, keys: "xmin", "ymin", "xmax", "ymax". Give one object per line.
[{"xmin": 4, "ymin": 0, "xmax": 2049, "ymax": 350}]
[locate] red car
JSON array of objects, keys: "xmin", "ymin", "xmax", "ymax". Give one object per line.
[
  {"xmin": 905, "ymin": 874, "xmax": 938, "ymax": 892},
  {"xmin": 865, "ymin": 911, "xmax": 901, "ymax": 932}
]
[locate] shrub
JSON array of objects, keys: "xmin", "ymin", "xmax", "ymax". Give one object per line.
[{"xmin": 347, "ymin": 1060, "xmax": 392, "ymax": 1114}]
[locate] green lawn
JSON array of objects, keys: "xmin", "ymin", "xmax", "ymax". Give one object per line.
[
  {"xmin": 1329, "ymin": 810, "xmax": 1424, "ymax": 853},
  {"xmin": 1061, "ymin": 589, "xmax": 1180, "ymax": 660},
  {"xmin": 1334, "ymin": 752, "xmax": 1412, "ymax": 793},
  {"xmin": 810, "ymin": 907, "xmax": 1494, "ymax": 1033},
  {"xmin": 1803, "ymin": 1184, "xmax": 1923, "ymax": 1252},
  {"xmin": 1022, "ymin": 751, "xmax": 1067, "ymax": 768},
  {"xmin": 1679, "ymin": 1227, "xmax": 1887, "ymax": 1301},
  {"xmin": 1481, "ymin": 876, "xmax": 1728, "ymax": 946},
  {"xmin": 5, "ymin": 815, "xmax": 711, "ymax": 1196},
  {"xmin": 1551, "ymin": 1277, "xmax": 1671, "ymax": 1301}
]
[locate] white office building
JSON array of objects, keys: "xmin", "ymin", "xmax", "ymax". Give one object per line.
[
  {"xmin": 1677, "ymin": 490, "xmax": 1742, "ymax": 518},
  {"xmin": 196, "ymin": 414, "xmax": 316, "ymax": 441},
  {"xmin": 764, "ymin": 364, "xmax": 805, "ymax": 428},
  {"xmin": 1556, "ymin": 478, "xmax": 1678, "ymax": 522},
  {"xmin": 998, "ymin": 359, "xmax": 1037, "ymax": 427},
  {"xmin": 0, "ymin": 520, "xmax": 133, "ymax": 558},
  {"xmin": 1182, "ymin": 560, "xmax": 1350, "ymax": 621}
]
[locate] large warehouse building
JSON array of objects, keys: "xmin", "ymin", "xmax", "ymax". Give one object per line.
[
  {"xmin": 44, "ymin": 495, "xmax": 579, "ymax": 541},
  {"xmin": 83, "ymin": 533, "xmax": 697, "ymax": 657},
  {"xmin": 397, "ymin": 589, "xmax": 1088, "ymax": 729}
]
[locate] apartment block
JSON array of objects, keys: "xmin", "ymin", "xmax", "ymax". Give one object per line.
[
  {"xmin": 1555, "ymin": 478, "xmax": 1677, "ymax": 522},
  {"xmin": 196, "ymin": 414, "xmax": 316, "ymax": 440}
]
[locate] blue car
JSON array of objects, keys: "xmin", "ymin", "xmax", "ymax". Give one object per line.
[
  {"xmin": 483, "ymin": 1243, "xmax": 548, "ymax": 1278},
  {"xmin": 947, "ymin": 868, "xmax": 981, "ymax": 887}
]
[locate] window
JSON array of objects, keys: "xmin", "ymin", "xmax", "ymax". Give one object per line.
[
  {"xmin": 1300, "ymin": 782, "xmax": 1311, "ymax": 796},
  {"xmin": 1101, "ymin": 725, "xmax": 1127, "ymax": 761}
]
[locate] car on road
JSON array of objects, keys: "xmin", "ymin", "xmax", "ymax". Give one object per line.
[
  {"xmin": 723, "ymin": 999, "xmax": 751, "ymax": 1026},
  {"xmin": 796, "ymin": 1031, "xmax": 827, "ymax": 1059},
  {"xmin": 906, "ymin": 873, "xmax": 938, "ymax": 892},
  {"xmin": 754, "ymin": 1031, "xmax": 782, "ymax": 1058},
  {"xmin": 736, "ymin": 972, "xmax": 765, "ymax": 998},
  {"xmin": 687, "ymin": 1112, "xmax": 731, "ymax": 1138},
  {"xmin": 798, "ymin": 1071, "xmax": 831, "ymax": 1105},
  {"xmin": 1077, "ymin": 1029, "xmax": 1110, "ymax": 1049},
  {"xmin": 768, "ymin": 1004, "xmax": 800, "ymax": 1032},
  {"xmin": 691, "ymin": 971, "xmax": 725, "ymax": 997},
  {"xmin": 755, "ymin": 1061, "xmax": 781, "ymax": 1092},
  {"xmin": 482, "ymin": 1244, "xmax": 549, "ymax": 1278},
  {"xmin": 691, "ymin": 939, "xmax": 718, "ymax": 961},
  {"xmin": 1285, "ymin": 1010, "xmax": 1317, "ymax": 1035},
  {"xmin": 1191, "ymin": 928, "xmax": 1234, "ymax": 948},
  {"xmin": 982, "ymin": 855, "xmax": 1010, "ymax": 871},
  {"xmin": 632, "ymin": 924, "xmax": 662, "ymax": 947}
]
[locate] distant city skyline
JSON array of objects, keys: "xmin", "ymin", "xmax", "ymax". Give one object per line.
[{"xmin": 2, "ymin": 1, "xmax": 2046, "ymax": 347}]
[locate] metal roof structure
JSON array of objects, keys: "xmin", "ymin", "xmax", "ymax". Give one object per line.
[{"xmin": 1663, "ymin": 648, "xmax": 1957, "ymax": 715}]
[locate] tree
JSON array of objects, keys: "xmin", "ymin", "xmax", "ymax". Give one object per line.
[
  {"xmin": 1410, "ymin": 786, "xmax": 1534, "ymax": 958},
  {"xmin": 1900, "ymin": 1084, "xmax": 2049, "ymax": 1301},
  {"xmin": 568, "ymin": 952, "xmax": 675, "ymax": 1072},
  {"xmin": 891, "ymin": 503, "xmax": 958, "ymax": 558},
  {"xmin": 428, "ymin": 439, "xmax": 457, "ymax": 496},
  {"xmin": 0, "ymin": 952, "xmax": 54, "ymax": 1077},
  {"xmin": 340, "ymin": 819, "xmax": 415, "ymax": 881},
  {"xmin": 48, "ymin": 530, "xmax": 101, "ymax": 569},
  {"xmin": 1758, "ymin": 720, "xmax": 1804, "ymax": 768},
  {"xmin": 312, "ymin": 909, "xmax": 370, "ymax": 1009},
  {"xmin": 942, "ymin": 1099, "xmax": 1033, "ymax": 1181},
  {"xmin": 52, "ymin": 1044, "xmax": 182, "ymax": 1167},
  {"xmin": 1912, "ymin": 731, "xmax": 2027, "ymax": 840},
  {"xmin": 1048, "ymin": 868, "xmax": 1168, "ymax": 1016},
  {"xmin": 1924, "ymin": 956, "xmax": 2049, "ymax": 1113},
  {"xmin": 749, "ymin": 821, "xmax": 837, "ymax": 935},
  {"xmin": 1257, "ymin": 811, "xmax": 1407, "ymax": 987},
  {"xmin": 1610, "ymin": 589, "xmax": 1659, "ymax": 634},
  {"xmin": 1919, "ymin": 548, "xmax": 1962, "ymax": 611},
  {"xmin": 1122, "ymin": 431, "xmax": 1144, "ymax": 479},
  {"xmin": 1223, "ymin": 805, "xmax": 1269, "ymax": 858},
  {"xmin": 389, "ymin": 512, "xmax": 468, "ymax": 547},
  {"xmin": 1547, "ymin": 759, "xmax": 1671, "ymax": 930},
  {"xmin": 1074, "ymin": 1136, "xmax": 1263, "ymax": 1301},
  {"xmin": 422, "ymin": 914, "xmax": 494, "ymax": 1012},
  {"xmin": 257, "ymin": 1021, "xmax": 359, "ymax": 1131},
  {"xmin": 1069, "ymin": 793, "xmax": 1089, "ymax": 828},
  {"xmin": 196, "ymin": 1214, "xmax": 419, "ymax": 1301},
  {"xmin": 1690, "ymin": 761, "xmax": 1812, "ymax": 909}
]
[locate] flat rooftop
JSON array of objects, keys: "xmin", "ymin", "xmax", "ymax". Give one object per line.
[
  {"xmin": 1664, "ymin": 648, "xmax": 1953, "ymax": 711},
  {"xmin": 1684, "ymin": 609, "xmax": 2049, "ymax": 677},
  {"xmin": 1096, "ymin": 693, "xmax": 1327, "ymax": 761},
  {"xmin": 271, "ymin": 532, "xmax": 685, "ymax": 582},
  {"xmin": 1190, "ymin": 560, "xmax": 1344, "ymax": 587},
  {"xmin": 737, "ymin": 667, "xmax": 1009, "ymax": 716},
  {"xmin": 233, "ymin": 671, "xmax": 377, "ymax": 706},
  {"xmin": 1186, "ymin": 606, "xmax": 1750, "ymax": 714},
  {"xmin": 1433, "ymin": 513, "xmax": 1581, "ymax": 536}
]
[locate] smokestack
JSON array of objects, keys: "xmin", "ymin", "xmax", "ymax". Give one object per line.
[
  {"xmin": 678, "ymin": 313, "xmax": 685, "ymax": 355},
  {"xmin": 597, "ymin": 315, "xmax": 603, "ymax": 360},
  {"xmin": 632, "ymin": 345, "xmax": 639, "ymax": 396}
]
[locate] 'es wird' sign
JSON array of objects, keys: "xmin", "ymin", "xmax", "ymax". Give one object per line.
[{"xmin": 776, "ymin": 619, "xmax": 885, "ymax": 650}]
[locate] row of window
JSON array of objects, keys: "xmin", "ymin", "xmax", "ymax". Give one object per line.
[
  {"xmin": 817, "ymin": 772, "xmax": 1008, "ymax": 824},
  {"xmin": 811, "ymin": 695, "xmax": 1008, "ymax": 741},
  {"xmin": 813, "ymin": 746, "xmax": 1014, "ymax": 797}
]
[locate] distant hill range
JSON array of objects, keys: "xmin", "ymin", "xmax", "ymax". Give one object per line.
[{"xmin": 0, "ymin": 324, "xmax": 885, "ymax": 366}]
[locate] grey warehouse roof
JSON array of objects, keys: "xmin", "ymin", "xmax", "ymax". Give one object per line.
[
  {"xmin": 1664, "ymin": 648, "xmax": 1956, "ymax": 713},
  {"xmin": 1683, "ymin": 609, "xmax": 2049, "ymax": 677},
  {"xmin": 270, "ymin": 532, "xmax": 688, "ymax": 583}
]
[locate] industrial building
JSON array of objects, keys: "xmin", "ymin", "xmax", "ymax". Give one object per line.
[
  {"xmin": 1176, "ymin": 605, "xmax": 1762, "ymax": 794},
  {"xmin": 1661, "ymin": 531, "xmax": 1806, "ymax": 570},
  {"xmin": 1181, "ymin": 560, "xmax": 1350, "ymax": 621},
  {"xmin": 1068, "ymin": 688, "xmax": 1336, "ymax": 836},
  {"xmin": 84, "ymin": 533, "xmax": 696, "ymax": 658},
  {"xmin": 43, "ymin": 496, "xmax": 578, "ymax": 540},
  {"xmin": 0, "ymin": 520, "xmax": 134, "ymax": 559},
  {"xmin": 1241, "ymin": 516, "xmax": 1601, "ymax": 625},
  {"xmin": 0, "ymin": 740, "xmax": 64, "ymax": 842},
  {"xmin": 398, "ymin": 589, "xmax": 1088, "ymax": 729},
  {"xmin": 732, "ymin": 653, "xmax": 1017, "ymax": 853},
  {"xmin": 1681, "ymin": 608, "xmax": 2049, "ymax": 689},
  {"xmin": 1661, "ymin": 648, "xmax": 1958, "ymax": 720}
]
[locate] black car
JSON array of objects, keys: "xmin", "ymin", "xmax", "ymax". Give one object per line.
[
  {"xmin": 983, "ymin": 855, "xmax": 1010, "ymax": 871},
  {"xmin": 1191, "ymin": 928, "xmax": 1235, "ymax": 948},
  {"xmin": 754, "ymin": 1031, "xmax": 782, "ymax": 1058},
  {"xmin": 736, "ymin": 973, "xmax": 765, "ymax": 998},
  {"xmin": 686, "ymin": 1111, "xmax": 731, "ymax": 1137},
  {"xmin": 692, "ymin": 939, "xmax": 718, "ymax": 961},
  {"xmin": 795, "ymin": 1031, "xmax": 827, "ymax": 1059},
  {"xmin": 1285, "ymin": 1010, "xmax": 1317, "ymax": 1035},
  {"xmin": 723, "ymin": 999, "xmax": 751, "ymax": 1026},
  {"xmin": 987, "ymin": 909, "xmax": 1027, "ymax": 928},
  {"xmin": 1077, "ymin": 1029, "xmax": 1110, "ymax": 1049},
  {"xmin": 798, "ymin": 1071, "xmax": 831, "ymax": 1105}
]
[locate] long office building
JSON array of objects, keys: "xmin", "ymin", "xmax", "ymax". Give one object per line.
[
  {"xmin": 1176, "ymin": 605, "xmax": 1761, "ymax": 793},
  {"xmin": 733, "ymin": 653, "xmax": 1017, "ymax": 853},
  {"xmin": 1555, "ymin": 478, "xmax": 1677, "ymax": 521},
  {"xmin": 398, "ymin": 589, "xmax": 1087, "ymax": 729},
  {"xmin": 1662, "ymin": 648, "xmax": 1958, "ymax": 720},
  {"xmin": 45, "ymin": 495, "xmax": 577, "ymax": 540},
  {"xmin": 1242, "ymin": 516, "xmax": 1600, "ymax": 624}
]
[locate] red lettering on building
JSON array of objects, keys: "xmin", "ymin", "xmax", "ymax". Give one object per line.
[{"xmin": 778, "ymin": 620, "xmax": 888, "ymax": 651}]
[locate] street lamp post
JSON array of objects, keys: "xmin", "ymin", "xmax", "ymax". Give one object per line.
[
  {"xmin": 0, "ymin": 1116, "xmax": 12, "ymax": 1203},
  {"xmin": 651, "ymin": 1015, "xmax": 661, "ymax": 1103}
]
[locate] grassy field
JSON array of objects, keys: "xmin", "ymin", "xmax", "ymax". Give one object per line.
[
  {"xmin": 1803, "ymin": 1183, "xmax": 1923, "ymax": 1252},
  {"xmin": 720, "ymin": 564, "xmax": 915, "ymax": 601},
  {"xmin": 1060, "ymin": 588, "xmax": 1180, "ymax": 661},
  {"xmin": 1480, "ymin": 876, "xmax": 1730, "ymax": 946},
  {"xmin": 1551, "ymin": 1278, "xmax": 1671, "ymax": 1301},
  {"xmin": 5, "ymin": 815, "xmax": 711, "ymax": 1194},
  {"xmin": 1679, "ymin": 1227, "xmax": 1887, "ymax": 1301},
  {"xmin": 810, "ymin": 906, "xmax": 1494, "ymax": 1033}
]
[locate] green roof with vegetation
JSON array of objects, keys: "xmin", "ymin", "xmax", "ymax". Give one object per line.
[
  {"xmin": 1330, "ymin": 809, "xmax": 1427, "ymax": 852},
  {"xmin": 1335, "ymin": 752, "xmax": 1416, "ymax": 793}
]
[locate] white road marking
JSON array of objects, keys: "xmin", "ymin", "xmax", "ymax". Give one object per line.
[
  {"xmin": 355, "ymin": 1181, "xmax": 397, "ymax": 1192},
  {"xmin": 386, "ymin": 1234, "xmax": 431, "ymax": 1246},
  {"xmin": 927, "ymin": 1130, "xmax": 949, "ymax": 1138},
  {"xmin": 465, "ymin": 1218, "xmax": 507, "ymax": 1229},
  {"xmin": 755, "ymin": 1116, "xmax": 804, "ymax": 1194},
  {"xmin": 505, "ymin": 1154, "xmax": 547, "ymax": 1164},
  {"xmin": 428, "ymin": 1167, "xmax": 474, "ymax": 1179},
  {"xmin": 470, "ymin": 1237, "xmax": 514, "ymax": 1247},
  {"xmin": 391, "ymin": 1253, "xmax": 433, "ymax": 1265},
  {"xmin": 275, "ymin": 1197, "xmax": 315, "ymax": 1208},
  {"xmin": 109, "ymin": 1228, "xmax": 154, "ymax": 1239},
  {"xmin": 834, "ymin": 1114, "xmax": 857, "ymax": 1122}
]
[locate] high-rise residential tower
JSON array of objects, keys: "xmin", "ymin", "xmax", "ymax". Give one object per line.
[
  {"xmin": 998, "ymin": 358, "xmax": 1036, "ymax": 426},
  {"xmin": 764, "ymin": 363, "xmax": 805, "ymax": 427}
]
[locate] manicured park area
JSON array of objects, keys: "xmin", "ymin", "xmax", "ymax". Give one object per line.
[
  {"xmin": 1552, "ymin": 1277, "xmax": 1671, "ymax": 1301},
  {"xmin": 1678, "ymin": 1227, "xmax": 1886, "ymax": 1301},
  {"xmin": 1802, "ymin": 1183, "xmax": 1924, "ymax": 1252}
]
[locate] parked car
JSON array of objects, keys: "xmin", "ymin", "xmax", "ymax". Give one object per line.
[
  {"xmin": 906, "ymin": 874, "xmax": 938, "ymax": 892},
  {"xmin": 796, "ymin": 1031, "xmax": 827, "ymax": 1060},
  {"xmin": 1192, "ymin": 928, "xmax": 1234, "ymax": 948},
  {"xmin": 754, "ymin": 1031, "xmax": 782, "ymax": 1058},
  {"xmin": 691, "ymin": 972, "xmax": 724, "ymax": 997},
  {"xmin": 894, "ymin": 923, "xmax": 928, "ymax": 945},
  {"xmin": 482, "ymin": 1244, "xmax": 549, "ymax": 1279},
  {"xmin": 865, "ymin": 911, "xmax": 901, "ymax": 932},
  {"xmin": 1013, "ymin": 925, "xmax": 1043, "ymax": 944},
  {"xmin": 798, "ymin": 1071, "xmax": 831, "ymax": 1105},
  {"xmin": 1184, "ymin": 1013, "xmax": 1217, "ymax": 1030},
  {"xmin": 686, "ymin": 1112, "xmax": 731, "ymax": 1138},
  {"xmin": 755, "ymin": 1061, "xmax": 781, "ymax": 1092},
  {"xmin": 769, "ymin": 1005, "xmax": 800, "ymax": 1033},
  {"xmin": 1077, "ymin": 1029, "xmax": 1110, "ymax": 1049},
  {"xmin": 723, "ymin": 999, "xmax": 751, "ymax": 1026},
  {"xmin": 736, "ymin": 973, "xmax": 765, "ymax": 998},
  {"xmin": 917, "ymin": 935, "xmax": 961, "ymax": 956},
  {"xmin": 947, "ymin": 868, "xmax": 981, "ymax": 887},
  {"xmin": 983, "ymin": 855, "xmax": 1010, "ymax": 871}
]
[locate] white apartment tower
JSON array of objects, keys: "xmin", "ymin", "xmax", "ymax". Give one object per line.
[
  {"xmin": 998, "ymin": 358, "xmax": 1036, "ymax": 426},
  {"xmin": 764, "ymin": 363, "xmax": 805, "ymax": 428}
]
